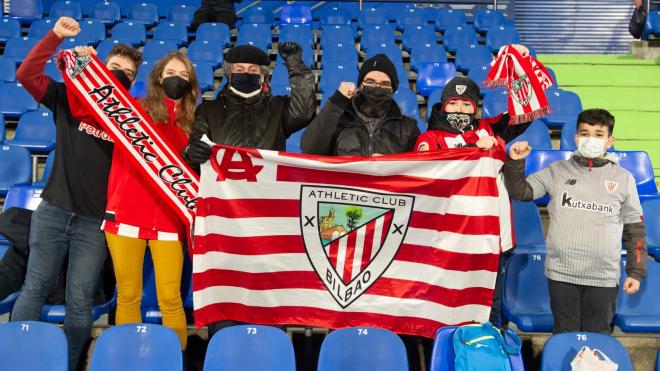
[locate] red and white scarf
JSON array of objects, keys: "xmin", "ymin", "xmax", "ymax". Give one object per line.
[
  {"xmin": 56, "ymin": 50, "xmax": 199, "ymax": 242},
  {"xmin": 484, "ymin": 45, "xmax": 554, "ymax": 125}
]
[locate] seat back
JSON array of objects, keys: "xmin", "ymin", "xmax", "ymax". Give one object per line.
[
  {"xmin": 435, "ymin": 9, "xmax": 466, "ymax": 31},
  {"xmin": 547, "ymin": 89, "xmax": 583, "ymax": 117},
  {"xmin": 91, "ymin": 2, "xmax": 122, "ymax": 24},
  {"xmin": 0, "ymin": 321, "xmax": 68, "ymax": 371},
  {"xmin": 195, "ymin": 22, "xmax": 231, "ymax": 45},
  {"xmin": 396, "ymin": 6, "xmax": 426, "ymax": 29},
  {"xmin": 474, "ymin": 9, "xmax": 505, "ymax": 32},
  {"xmin": 455, "ymin": 44, "xmax": 493, "ymax": 71},
  {"xmin": 188, "ymin": 40, "xmax": 224, "ymax": 66},
  {"xmin": 192, "ymin": 61, "xmax": 214, "ymax": 92},
  {"xmin": 482, "ymin": 89, "xmax": 508, "ymax": 118},
  {"xmin": 559, "ymin": 116, "xmax": 578, "ymax": 150},
  {"xmin": 540, "ymin": 332, "xmax": 633, "ymax": 371},
  {"xmin": 242, "ymin": 5, "xmax": 273, "ymax": 25},
  {"xmin": 317, "ymin": 327, "xmax": 408, "ymax": 371},
  {"xmin": 14, "ymin": 109, "xmax": 56, "ymax": 143},
  {"xmin": 128, "ymin": 2, "xmax": 159, "ymax": 25},
  {"xmin": 111, "ymin": 21, "xmax": 147, "ymax": 46},
  {"xmin": 142, "ymin": 40, "xmax": 179, "ymax": 63},
  {"xmin": 642, "ymin": 197, "xmax": 660, "ymax": 253},
  {"xmin": 203, "ymin": 325, "xmax": 296, "ymax": 371},
  {"xmin": 610, "ymin": 151, "xmax": 658, "ymax": 195},
  {"xmin": 616, "ymin": 259, "xmax": 660, "ymax": 317},
  {"xmin": 486, "ymin": 26, "xmax": 521, "ymax": 51},
  {"xmin": 503, "ymin": 253, "xmax": 552, "ymax": 331},
  {"xmin": 319, "ymin": 5, "xmax": 351, "ymax": 26},
  {"xmin": 402, "ymin": 24, "xmax": 437, "ymax": 51},
  {"xmin": 0, "ymin": 18, "xmax": 22, "ymax": 42},
  {"xmin": 3, "ymin": 185, "xmax": 43, "ymax": 212},
  {"xmin": 49, "ymin": 0, "xmax": 82, "ymax": 20},
  {"xmin": 361, "ymin": 24, "xmax": 396, "ymax": 51},
  {"xmin": 9, "ymin": 0, "xmax": 43, "ymax": 21},
  {"xmin": 153, "ymin": 22, "xmax": 188, "ymax": 46},
  {"xmin": 0, "ymin": 57, "xmax": 17, "ymax": 82},
  {"xmin": 416, "ymin": 62, "xmax": 456, "ymax": 97},
  {"xmin": 279, "ymin": 24, "xmax": 313, "ymax": 49},
  {"xmin": 319, "ymin": 63, "xmax": 358, "ymax": 93},
  {"xmin": 35, "ymin": 150, "xmax": 55, "ymax": 187},
  {"xmin": 505, "ymin": 120, "xmax": 552, "ymax": 152},
  {"xmin": 167, "ymin": 3, "xmax": 196, "ymax": 26},
  {"xmin": 410, "ymin": 43, "xmax": 447, "ymax": 71},
  {"xmin": 359, "ymin": 6, "xmax": 388, "ymax": 26},
  {"xmin": 279, "ymin": 4, "xmax": 312, "ymax": 25},
  {"xmin": 511, "ymin": 200, "xmax": 545, "ymax": 251},
  {"xmin": 0, "ymin": 82, "xmax": 40, "ymax": 117},
  {"xmin": 442, "ymin": 25, "xmax": 477, "ymax": 51},
  {"xmin": 394, "ymin": 87, "xmax": 420, "ymax": 117},
  {"xmin": 4, "ymin": 37, "xmax": 40, "ymax": 64}
]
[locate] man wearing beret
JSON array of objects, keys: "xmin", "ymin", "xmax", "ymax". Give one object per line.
[
  {"xmin": 301, "ymin": 54, "xmax": 420, "ymax": 157},
  {"xmin": 183, "ymin": 42, "xmax": 316, "ymax": 167}
]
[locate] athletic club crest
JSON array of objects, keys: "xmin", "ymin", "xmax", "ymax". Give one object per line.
[
  {"xmin": 455, "ymin": 84, "xmax": 467, "ymax": 95},
  {"xmin": 605, "ymin": 180, "xmax": 618, "ymax": 193},
  {"xmin": 300, "ymin": 185, "xmax": 414, "ymax": 308},
  {"xmin": 510, "ymin": 73, "xmax": 533, "ymax": 106}
]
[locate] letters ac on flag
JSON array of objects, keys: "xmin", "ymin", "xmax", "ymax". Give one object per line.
[{"xmin": 211, "ymin": 147, "xmax": 264, "ymax": 182}]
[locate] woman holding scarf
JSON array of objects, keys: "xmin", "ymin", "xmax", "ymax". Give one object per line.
[{"xmin": 102, "ymin": 51, "xmax": 200, "ymax": 350}]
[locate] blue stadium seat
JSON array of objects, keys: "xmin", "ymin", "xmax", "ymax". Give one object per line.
[
  {"xmin": 0, "ymin": 82, "xmax": 40, "ymax": 117},
  {"xmin": 318, "ymin": 327, "xmax": 408, "ymax": 371},
  {"xmin": 96, "ymin": 39, "xmax": 122, "ymax": 61},
  {"xmin": 486, "ymin": 26, "xmax": 521, "ymax": 52},
  {"xmin": 27, "ymin": 19, "xmax": 55, "ymax": 39},
  {"xmin": 0, "ymin": 145, "xmax": 32, "ymax": 196},
  {"xmin": 279, "ymin": 24, "xmax": 314, "ymax": 49},
  {"xmin": 467, "ymin": 64, "xmax": 503, "ymax": 97},
  {"xmin": 546, "ymin": 67, "xmax": 558, "ymax": 89},
  {"xmin": 511, "ymin": 200, "xmax": 545, "ymax": 253},
  {"xmin": 396, "ymin": 6, "xmax": 427, "ymax": 30},
  {"xmin": 150, "ymin": 0, "xmax": 190, "ymax": 18},
  {"xmin": 540, "ymin": 332, "xmax": 633, "ymax": 371},
  {"xmin": 435, "ymin": 9, "xmax": 467, "ymax": 32},
  {"xmin": 442, "ymin": 26, "xmax": 478, "ymax": 53},
  {"xmin": 76, "ymin": 19, "xmax": 106, "ymax": 45},
  {"xmin": 0, "ymin": 17, "xmax": 21, "ymax": 43},
  {"xmin": 129, "ymin": 61, "xmax": 153, "ymax": 98},
  {"xmin": 402, "ymin": 25, "xmax": 437, "ymax": 52},
  {"xmin": 358, "ymin": 6, "xmax": 388, "ymax": 26},
  {"xmin": 188, "ymin": 40, "xmax": 224, "ymax": 68},
  {"xmin": 7, "ymin": 109, "xmax": 56, "ymax": 153},
  {"xmin": 409, "ymin": 43, "xmax": 447, "ymax": 72},
  {"xmin": 44, "ymin": 59, "xmax": 62, "ymax": 84},
  {"xmin": 77, "ymin": 0, "xmax": 95, "ymax": 17},
  {"xmin": 416, "ymin": 62, "xmax": 456, "ymax": 97},
  {"xmin": 3, "ymin": 185, "xmax": 43, "ymax": 211},
  {"xmin": 0, "ymin": 113, "xmax": 4, "ymax": 143},
  {"xmin": 505, "ymin": 120, "xmax": 552, "ymax": 153},
  {"xmin": 285, "ymin": 129, "xmax": 303, "ymax": 152},
  {"xmin": 642, "ymin": 11, "xmax": 660, "ymax": 39},
  {"xmin": 319, "ymin": 5, "xmax": 351, "ymax": 26},
  {"xmin": 54, "ymin": 37, "xmax": 84, "ymax": 52},
  {"xmin": 321, "ymin": 43, "xmax": 358, "ymax": 67},
  {"xmin": 153, "ymin": 22, "xmax": 189, "ymax": 46},
  {"xmin": 430, "ymin": 326, "xmax": 524, "ymax": 371},
  {"xmin": 49, "ymin": 1, "xmax": 82, "ymax": 20},
  {"xmin": 9, "ymin": 0, "xmax": 43, "ymax": 22},
  {"xmin": 473, "ymin": 9, "xmax": 505, "ymax": 33},
  {"xmin": 204, "ymin": 325, "xmax": 296, "ymax": 371},
  {"xmin": 279, "ymin": 4, "xmax": 312, "ymax": 25},
  {"xmin": 141, "ymin": 40, "xmax": 179, "ymax": 63},
  {"xmin": 167, "ymin": 4, "xmax": 196, "ymax": 27},
  {"xmin": 427, "ymin": 89, "xmax": 442, "ymax": 113},
  {"xmin": 111, "ymin": 22, "xmax": 147, "ymax": 46},
  {"xmin": 320, "ymin": 25, "xmax": 354, "ymax": 49},
  {"xmin": 558, "ymin": 115, "xmax": 578, "ymax": 150},
  {"xmin": 88, "ymin": 324, "xmax": 183, "ymax": 371},
  {"xmin": 112, "ymin": 0, "xmax": 134, "ymax": 17},
  {"xmin": 3, "ymin": 37, "xmax": 40, "ymax": 64},
  {"xmin": 195, "ymin": 22, "xmax": 231, "ymax": 46},
  {"xmin": 193, "ymin": 61, "xmax": 215, "ymax": 92},
  {"xmin": 34, "ymin": 151, "xmax": 55, "ymax": 187},
  {"xmin": 615, "ymin": 258, "xmax": 660, "ymax": 332},
  {"xmin": 394, "ymin": 87, "xmax": 420, "ymax": 118},
  {"xmin": 611, "ymin": 151, "xmax": 659, "ymax": 195},
  {"xmin": 128, "ymin": 2, "xmax": 160, "ymax": 27},
  {"xmin": 482, "ymin": 89, "xmax": 509, "ymax": 118},
  {"xmin": 237, "ymin": 23, "xmax": 272, "ymax": 50},
  {"xmin": 542, "ymin": 89, "xmax": 583, "ymax": 128},
  {"xmin": 503, "ymin": 252, "xmax": 553, "ymax": 332},
  {"xmin": 0, "ymin": 321, "xmax": 68, "ymax": 371},
  {"xmin": 319, "ymin": 63, "xmax": 357, "ymax": 94},
  {"xmin": 270, "ymin": 63, "xmax": 291, "ymax": 95},
  {"xmin": 525, "ymin": 150, "xmax": 573, "ymax": 205},
  {"xmin": 90, "ymin": 2, "xmax": 122, "ymax": 25},
  {"xmin": 455, "ymin": 44, "xmax": 493, "ymax": 73},
  {"xmin": 0, "ymin": 57, "xmax": 17, "ymax": 82},
  {"xmin": 241, "ymin": 5, "xmax": 274, "ymax": 25},
  {"xmin": 642, "ymin": 197, "xmax": 660, "ymax": 258},
  {"xmin": 365, "ymin": 43, "xmax": 403, "ymax": 66},
  {"xmin": 360, "ymin": 24, "xmax": 396, "ymax": 51}
]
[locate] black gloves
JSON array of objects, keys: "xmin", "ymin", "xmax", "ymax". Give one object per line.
[
  {"xmin": 185, "ymin": 139, "xmax": 212, "ymax": 166},
  {"xmin": 277, "ymin": 42, "xmax": 302, "ymax": 62}
]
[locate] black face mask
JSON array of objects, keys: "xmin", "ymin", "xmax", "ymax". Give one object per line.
[
  {"xmin": 430, "ymin": 108, "xmax": 477, "ymax": 133},
  {"xmin": 110, "ymin": 69, "xmax": 132, "ymax": 90},
  {"xmin": 354, "ymin": 86, "xmax": 393, "ymax": 118},
  {"xmin": 230, "ymin": 73, "xmax": 262, "ymax": 95},
  {"xmin": 162, "ymin": 76, "xmax": 191, "ymax": 100}
]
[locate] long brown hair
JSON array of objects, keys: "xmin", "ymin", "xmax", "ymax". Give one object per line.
[{"xmin": 141, "ymin": 52, "xmax": 199, "ymax": 134}]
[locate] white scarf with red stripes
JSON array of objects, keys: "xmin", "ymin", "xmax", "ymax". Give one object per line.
[
  {"xmin": 56, "ymin": 50, "xmax": 199, "ymax": 240},
  {"xmin": 484, "ymin": 45, "xmax": 554, "ymax": 125}
]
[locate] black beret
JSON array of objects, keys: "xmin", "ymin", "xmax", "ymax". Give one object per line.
[{"xmin": 225, "ymin": 44, "xmax": 270, "ymax": 66}]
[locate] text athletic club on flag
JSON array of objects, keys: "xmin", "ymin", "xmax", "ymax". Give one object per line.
[{"xmin": 192, "ymin": 145, "xmax": 513, "ymax": 338}]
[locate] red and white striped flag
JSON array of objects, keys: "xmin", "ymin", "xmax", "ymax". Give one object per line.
[{"xmin": 193, "ymin": 145, "xmax": 512, "ymax": 338}]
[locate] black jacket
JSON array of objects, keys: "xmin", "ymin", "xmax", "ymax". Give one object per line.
[
  {"xmin": 301, "ymin": 91, "xmax": 420, "ymax": 156},
  {"xmin": 185, "ymin": 58, "xmax": 316, "ymax": 167}
]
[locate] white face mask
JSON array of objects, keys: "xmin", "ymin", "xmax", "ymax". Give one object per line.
[{"xmin": 577, "ymin": 136, "xmax": 606, "ymax": 158}]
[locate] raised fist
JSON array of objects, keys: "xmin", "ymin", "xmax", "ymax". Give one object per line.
[
  {"xmin": 338, "ymin": 82, "xmax": 356, "ymax": 98},
  {"xmin": 277, "ymin": 42, "xmax": 302, "ymax": 61},
  {"xmin": 511, "ymin": 44, "xmax": 530, "ymax": 57},
  {"xmin": 509, "ymin": 141, "xmax": 532, "ymax": 160},
  {"xmin": 53, "ymin": 17, "xmax": 80, "ymax": 39},
  {"xmin": 74, "ymin": 46, "xmax": 96, "ymax": 57}
]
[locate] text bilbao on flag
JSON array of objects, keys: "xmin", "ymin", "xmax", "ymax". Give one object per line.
[{"xmin": 192, "ymin": 145, "xmax": 513, "ymax": 338}]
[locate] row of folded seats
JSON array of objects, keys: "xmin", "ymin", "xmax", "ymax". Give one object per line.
[{"xmin": 0, "ymin": 321, "xmax": 651, "ymax": 370}]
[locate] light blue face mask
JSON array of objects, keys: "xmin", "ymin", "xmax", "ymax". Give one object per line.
[{"xmin": 577, "ymin": 136, "xmax": 606, "ymax": 158}]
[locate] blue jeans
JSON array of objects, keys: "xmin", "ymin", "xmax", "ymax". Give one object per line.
[{"xmin": 11, "ymin": 201, "xmax": 107, "ymax": 371}]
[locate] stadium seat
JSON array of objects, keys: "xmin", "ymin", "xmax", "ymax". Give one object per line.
[
  {"xmin": 321, "ymin": 43, "xmax": 358, "ymax": 67},
  {"xmin": 75, "ymin": 19, "xmax": 106, "ymax": 45},
  {"xmin": 318, "ymin": 63, "xmax": 357, "ymax": 94},
  {"xmin": 360, "ymin": 24, "xmax": 396, "ymax": 52},
  {"xmin": 54, "ymin": 37, "xmax": 85, "ymax": 52},
  {"xmin": 416, "ymin": 62, "xmax": 456, "ymax": 97},
  {"xmin": 454, "ymin": 44, "xmax": 493, "ymax": 73},
  {"xmin": 473, "ymin": 9, "xmax": 505, "ymax": 33},
  {"xmin": 467, "ymin": 64, "xmax": 501, "ymax": 97},
  {"xmin": 0, "ymin": 82, "xmax": 40, "ymax": 117},
  {"xmin": 167, "ymin": 4, "xmax": 196, "ymax": 27},
  {"xmin": 430, "ymin": 326, "xmax": 524, "ymax": 371},
  {"xmin": 279, "ymin": 4, "xmax": 312, "ymax": 25},
  {"xmin": 641, "ymin": 197, "xmax": 660, "ymax": 259},
  {"xmin": 142, "ymin": 40, "xmax": 179, "ymax": 63},
  {"xmin": 112, "ymin": 0, "xmax": 134, "ymax": 17},
  {"xmin": 615, "ymin": 258, "xmax": 660, "ymax": 332},
  {"xmin": 129, "ymin": 60, "xmax": 153, "ymax": 98},
  {"xmin": 0, "ymin": 145, "xmax": 32, "ymax": 196},
  {"xmin": 3, "ymin": 185, "xmax": 43, "ymax": 211},
  {"xmin": 358, "ymin": 6, "xmax": 388, "ymax": 26},
  {"xmin": 540, "ymin": 332, "xmax": 633, "ymax": 371},
  {"xmin": 34, "ymin": 151, "xmax": 55, "ymax": 187},
  {"xmin": 3, "ymin": 37, "xmax": 40, "ymax": 64},
  {"xmin": 394, "ymin": 87, "xmax": 420, "ymax": 117},
  {"xmin": 90, "ymin": 2, "xmax": 122, "ymax": 24},
  {"xmin": 9, "ymin": 0, "xmax": 43, "ymax": 22},
  {"xmin": 442, "ymin": 26, "xmax": 478, "ymax": 53},
  {"xmin": 409, "ymin": 43, "xmax": 447, "ymax": 72},
  {"xmin": 0, "ymin": 321, "xmax": 68, "ymax": 371},
  {"xmin": 188, "ymin": 40, "xmax": 224, "ymax": 68},
  {"xmin": 435, "ymin": 9, "xmax": 467, "ymax": 31},
  {"xmin": 88, "ymin": 324, "xmax": 183, "ymax": 371},
  {"xmin": 503, "ymin": 252, "xmax": 553, "ymax": 332},
  {"xmin": 49, "ymin": 1, "xmax": 82, "ymax": 20},
  {"xmin": 525, "ymin": 150, "xmax": 573, "ymax": 205},
  {"xmin": 505, "ymin": 120, "xmax": 552, "ymax": 152},
  {"xmin": 0, "ymin": 113, "xmax": 4, "ymax": 143},
  {"xmin": 204, "ymin": 325, "xmax": 295, "ymax": 371},
  {"xmin": 396, "ymin": 6, "xmax": 426, "ymax": 30},
  {"xmin": 149, "ymin": 0, "xmax": 185, "ymax": 18},
  {"xmin": 365, "ymin": 43, "xmax": 403, "ymax": 67},
  {"xmin": 542, "ymin": 89, "xmax": 583, "ymax": 128},
  {"xmin": 642, "ymin": 11, "xmax": 660, "ymax": 39},
  {"xmin": 511, "ymin": 200, "xmax": 546, "ymax": 253},
  {"xmin": 611, "ymin": 151, "xmax": 659, "ymax": 195},
  {"xmin": 195, "ymin": 22, "xmax": 231, "ymax": 46},
  {"xmin": 321, "ymin": 25, "xmax": 354, "ymax": 49},
  {"xmin": 237, "ymin": 23, "xmax": 272, "ymax": 51},
  {"xmin": 111, "ymin": 22, "xmax": 147, "ymax": 46},
  {"xmin": 427, "ymin": 89, "xmax": 442, "ymax": 112},
  {"xmin": 96, "ymin": 39, "xmax": 122, "ymax": 61},
  {"xmin": 318, "ymin": 327, "xmax": 408, "ymax": 371},
  {"xmin": 482, "ymin": 89, "xmax": 509, "ymax": 118},
  {"xmin": 319, "ymin": 5, "xmax": 351, "ymax": 26},
  {"xmin": 28, "ymin": 19, "xmax": 56, "ymax": 39},
  {"xmin": 558, "ymin": 115, "xmax": 578, "ymax": 150},
  {"xmin": 486, "ymin": 26, "xmax": 522, "ymax": 52},
  {"xmin": 0, "ymin": 57, "xmax": 17, "ymax": 82},
  {"xmin": 285, "ymin": 128, "xmax": 303, "ymax": 152},
  {"xmin": 7, "ymin": 109, "xmax": 56, "ymax": 153},
  {"xmin": 279, "ymin": 24, "xmax": 314, "ymax": 49},
  {"xmin": 402, "ymin": 25, "xmax": 437, "ymax": 52},
  {"xmin": 0, "ymin": 17, "xmax": 21, "ymax": 43},
  {"xmin": 193, "ymin": 61, "xmax": 215, "ymax": 92},
  {"xmin": 153, "ymin": 22, "xmax": 189, "ymax": 46},
  {"xmin": 241, "ymin": 5, "xmax": 274, "ymax": 25},
  {"xmin": 128, "ymin": 2, "xmax": 159, "ymax": 27}
]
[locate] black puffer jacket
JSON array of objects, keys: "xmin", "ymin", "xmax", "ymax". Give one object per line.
[
  {"xmin": 301, "ymin": 91, "xmax": 420, "ymax": 156},
  {"xmin": 185, "ymin": 58, "xmax": 315, "ymax": 167}
]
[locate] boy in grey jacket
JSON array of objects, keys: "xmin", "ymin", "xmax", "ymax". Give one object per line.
[{"xmin": 503, "ymin": 108, "xmax": 647, "ymax": 334}]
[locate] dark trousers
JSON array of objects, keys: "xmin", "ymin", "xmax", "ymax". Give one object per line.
[
  {"xmin": 489, "ymin": 249, "xmax": 512, "ymax": 327},
  {"xmin": 548, "ymin": 279, "xmax": 618, "ymax": 334}
]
